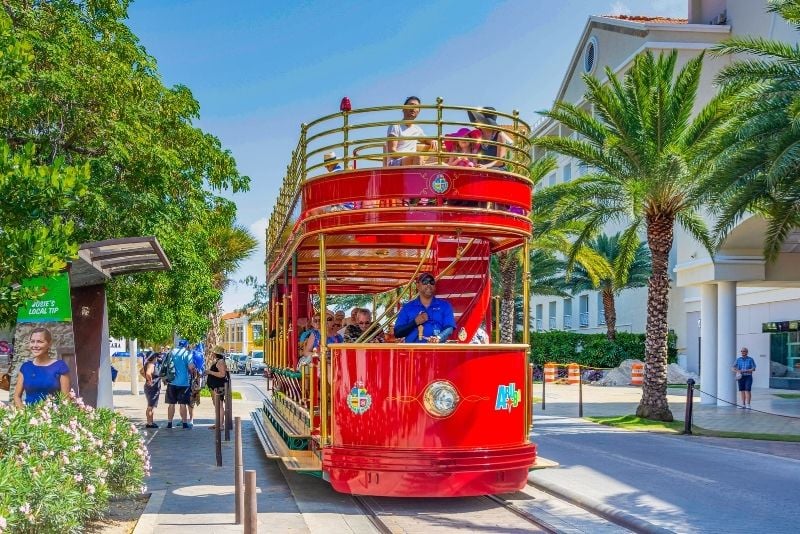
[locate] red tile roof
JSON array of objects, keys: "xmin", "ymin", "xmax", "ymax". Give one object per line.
[{"xmin": 602, "ymin": 15, "xmax": 688, "ymax": 24}]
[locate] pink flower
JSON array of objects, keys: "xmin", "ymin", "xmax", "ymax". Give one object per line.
[
  {"xmin": 74, "ymin": 473, "xmax": 83, "ymax": 482},
  {"xmin": 87, "ymin": 484, "xmax": 96, "ymax": 495}
]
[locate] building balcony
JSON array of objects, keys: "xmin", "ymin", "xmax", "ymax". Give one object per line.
[
  {"xmin": 563, "ymin": 314, "xmax": 572, "ymax": 329},
  {"xmin": 549, "ymin": 317, "xmax": 557, "ymax": 330},
  {"xmin": 579, "ymin": 312, "xmax": 589, "ymax": 328}
]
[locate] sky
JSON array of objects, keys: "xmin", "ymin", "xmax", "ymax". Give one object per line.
[{"xmin": 126, "ymin": 0, "xmax": 686, "ymax": 312}]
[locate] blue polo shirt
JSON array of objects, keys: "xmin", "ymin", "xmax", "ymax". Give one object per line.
[
  {"xmin": 734, "ymin": 356, "xmax": 756, "ymax": 374},
  {"xmin": 396, "ymin": 296, "xmax": 456, "ymax": 343}
]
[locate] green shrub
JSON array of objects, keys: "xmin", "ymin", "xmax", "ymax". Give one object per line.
[
  {"xmin": 529, "ymin": 331, "xmax": 677, "ymax": 368},
  {"xmin": 0, "ymin": 394, "xmax": 148, "ymax": 533}
]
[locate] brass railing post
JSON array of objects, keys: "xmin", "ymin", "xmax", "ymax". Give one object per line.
[
  {"xmin": 512, "ymin": 109, "xmax": 521, "ymax": 175},
  {"xmin": 300, "ymin": 123, "xmax": 308, "ymax": 183},
  {"xmin": 493, "ymin": 296, "xmax": 501, "ymax": 344},
  {"xmin": 522, "ymin": 238, "xmax": 532, "ymax": 438},
  {"xmin": 282, "ymin": 294, "xmax": 288, "ymax": 369},
  {"xmin": 436, "ymin": 96, "xmax": 444, "ymax": 165},
  {"xmin": 318, "ymin": 233, "xmax": 329, "ymax": 444},
  {"xmin": 342, "ymin": 112, "xmax": 350, "ymax": 170}
]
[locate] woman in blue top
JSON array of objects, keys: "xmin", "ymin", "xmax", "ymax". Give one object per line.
[{"xmin": 13, "ymin": 327, "xmax": 70, "ymax": 407}]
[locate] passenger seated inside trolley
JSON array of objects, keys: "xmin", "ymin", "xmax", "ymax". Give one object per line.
[{"xmin": 394, "ymin": 272, "xmax": 456, "ymax": 343}]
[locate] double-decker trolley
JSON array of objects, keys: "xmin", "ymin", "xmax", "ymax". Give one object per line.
[{"xmin": 253, "ymin": 100, "xmax": 537, "ymax": 497}]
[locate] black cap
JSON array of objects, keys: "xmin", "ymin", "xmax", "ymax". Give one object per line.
[{"xmin": 418, "ymin": 272, "xmax": 436, "ymax": 285}]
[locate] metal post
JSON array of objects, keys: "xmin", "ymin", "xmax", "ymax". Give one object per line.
[
  {"xmin": 225, "ymin": 379, "xmax": 232, "ymax": 441},
  {"xmin": 318, "ymin": 233, "xmax": 329, "ymax": 444},
  {"xmin": 494, "ymin": 296, "xmax": 500, "ymax": 343},
  {"xmin": 684, "ymin": 378, "xmax": 695, "ymax": 435},
  {"xmin": 215, "ymin": 394, "xmax": 222, "ymax": 467},
  {"xmin": 129, "ymin": 338, "xmax": 139, "ymax": 396},
  {"xmin": 342, "ymin": 113, "xmax": 350, "ymax": 170},
  {"xmin": 522, "ymin": 238, "xmax": 531, "ymax": 438},
  {"xmin": 436, "ymin": 97, "xmax": 443, "ymax": 165},
  {"xmin": 541, "ymin": 372, "xmax": 546, "ymax": 411},
  {"xmin": 234, "ymin": 417, "xmax": 244, "ymax": 524},
  {"xmin": 244, "ymin": 470, "xmax": 257, "ymax": 534},
  {"xmin": 512, "ymin": 109, "xmax": 520, "ymax": 174},
  {"xmin": 578, "ymin": 365, "xmax": 584, "ymax": 418}
]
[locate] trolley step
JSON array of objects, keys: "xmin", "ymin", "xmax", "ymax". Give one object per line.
[
  {"xmin": 263, "ymin": 395, "xmax": 310, "ymax": 439},
  {"xmin": 251, "ymin": 410, "xmax": 322, "ymax": 472},
  {"xmin": 531, "ymin": 456, "xmax": 560, "ymax": 469}
]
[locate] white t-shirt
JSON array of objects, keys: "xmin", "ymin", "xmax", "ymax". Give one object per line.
[{"xmin": 387, "ymin": 123, "xmax": 425, "ymax": 154}]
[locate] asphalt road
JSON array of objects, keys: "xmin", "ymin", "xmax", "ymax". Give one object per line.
[{"xmin": 531, "ymin": 415, "xmax": 799, "ymax": 533}]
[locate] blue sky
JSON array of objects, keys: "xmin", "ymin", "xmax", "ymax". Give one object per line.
[{"xmin": 126, "ymin": 0, "xmax": 685, "ymax": 312}]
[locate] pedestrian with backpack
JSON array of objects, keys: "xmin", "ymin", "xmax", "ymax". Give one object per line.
[
  {"xmin": 142, "ymin": 351, "xmax": 163, "ymax": 429},
  {"xmin": 163, "ymin": 339, "xmax": 196, "ymax": 429}
]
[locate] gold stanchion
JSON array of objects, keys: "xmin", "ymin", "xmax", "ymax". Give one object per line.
[{"xmin": 318, "ymin": 233, "xmax": 329, "ymax": 444}]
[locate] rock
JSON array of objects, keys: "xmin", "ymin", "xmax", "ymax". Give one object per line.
[
  {"xmin": 771, "ymin": 361, "xmax": 789, "ymax": 378},
  {"xmin": 667, "ymin": 363, "xmax": 697, "ymax": 384},
  {"xmin": 591, "ymin": 359, "xmax": 697, "ymax": 386}
]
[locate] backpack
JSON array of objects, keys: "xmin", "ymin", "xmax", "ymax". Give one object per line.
[{"xmin": 161, "ymin": 349, "xmax": 181, "ymax": 384}]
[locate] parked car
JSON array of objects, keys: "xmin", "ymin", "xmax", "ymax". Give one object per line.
[
  {"xmin": 227, "ymin": 353, "xmax": 248, "ymax": 373},
  {"xmin": 245, "ymin": 352, "xmax": 267, "ymax": 376}
]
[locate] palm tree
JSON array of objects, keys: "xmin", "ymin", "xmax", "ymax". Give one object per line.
[
  {"xmin": 205, "ymin": 224, "xmax": 258, "ymax": 353},
  {"xmin": 708, "ymin": 0, "xmax": 800, "ymax": 259},
  {"xmin": 494, "ymin": 156, "xmax": 612, "ymax": 342},
  {"xmin": 567, "ymin": 233, "xmax": 650, "ymax": 340},
  {"xmin": 533, "ymin": 50, "xmax": 731, "ymax": 421}
]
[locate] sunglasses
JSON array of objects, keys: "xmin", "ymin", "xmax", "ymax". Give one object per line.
[
  {"xmin": 419, "ymin": 278, "xmax": 436, "ymax": 285},
  {"xmin": 357, "ymin": 321, "xmax": 371, "ymax": 325}
]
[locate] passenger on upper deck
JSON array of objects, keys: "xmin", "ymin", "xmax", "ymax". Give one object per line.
[
  {"xmin": 394, "ymin": 272, "xmax": 456, "ymax": 343},
  {"xmin": 468, "ymin": 107, "xmax": 513, "ymax": 170},
  {"xmin": 385, "ymin": 96, "xmax": 437, "ymax": 166},
  {"xmin": 444, "ymin": 127, "xmax": 481, "ymax": 167},
  {"xmin": 324, "ymin": 151, "xmax": 343, "ymax": 172}
]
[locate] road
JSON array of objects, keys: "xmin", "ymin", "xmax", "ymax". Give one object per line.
[{"xmin": 531, "ymin": 415, "xmax": 799, "ymax": 533}]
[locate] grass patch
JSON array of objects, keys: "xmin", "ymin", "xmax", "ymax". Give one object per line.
[
  {"xmin": 533, "ymin": 397, "xmax": 542, "ymax": 403},
  {"xmin": 199, "ymin": 389, "xmax": 243, "ymax": 400},
  {"xmin": 587, "ymin": 415, "xmax": 800, "ymax": 442},
  {"xmin": 775, "ymin": 393, "xmax": 800, "ymax": 399},
  {"xmin": 667, "ymin": 383, "xmax": 698, "ymax": 389}
]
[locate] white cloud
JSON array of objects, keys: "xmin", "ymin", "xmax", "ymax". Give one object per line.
[{"xmin": 610, "ymin": 1, "xmax": 632, "ymax": 16}]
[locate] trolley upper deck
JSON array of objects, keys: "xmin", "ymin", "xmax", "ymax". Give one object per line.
[{"xmin": 265, "ymin": 101, "xmax": 533, "ymax": 292}]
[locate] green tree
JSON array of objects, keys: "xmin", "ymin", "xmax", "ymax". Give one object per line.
[
  {"xmin": 708, "ymin": 0, "xmax": 800, "ymax": 258},
  {"xmin": 533, "ymin": 50, "xmax": 731, "ymax": 421},
  {"xmin": 566, "ymin": 233, "xmax": 650, "ymax": 340},
  {"xmin": 1, "ymin": 2, "xmax": 251, "ymax": 339}
]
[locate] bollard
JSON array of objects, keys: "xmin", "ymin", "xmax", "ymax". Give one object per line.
[
  {"xmin": 225, "ymin": 379, "xmax": 233, "ymax": 441},
  {"xmin": 631, "ymin": 362, "xmax": 644, "ymax": 386},
  {"xmin": 578, "ymin": 365, "xmax": 584, "ymax": 417},
  {"xmin": 215, "ymin": 394, "xmax": 222, "ymax": 467},
  {"xmin": 541, "ymin": 370, "xmax": 546, "ymax": 411},
  {"xmin": 234, "ymin": 417, "xmax": 244, "ymax": 524},
  {"xmin": 567, "ymin": 363, "xmax": 580, "ymax": 385},
  {"xmin": 683, "ymin": 378, "xmax": 695, "ymax": 435},
  {"xmin": 244, "ymin": 470, "xmax": 257, "ymax": 534}
]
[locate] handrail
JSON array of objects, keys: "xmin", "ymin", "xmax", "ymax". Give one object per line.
[{"xmin": 265, "ymin": 101, "xmax": 532, "ymax": 265}]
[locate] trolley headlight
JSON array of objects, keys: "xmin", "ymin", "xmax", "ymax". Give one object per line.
[{"xmin": 423, "ymin": 380, "xmax": 460, "ymax": 418}]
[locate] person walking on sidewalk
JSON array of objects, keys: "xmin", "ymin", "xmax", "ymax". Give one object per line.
[
  {"xmin": 205, "ymin": 345, "xmax": 229, "ymax": 430},
  {"xmin": 142, "ymin": 351, "xmax": 163, "ymax": 428},
  {"xmin": 732, "ymin": 347, "xmax": 756, "ymax": 409},
  {"xmin": 164, "ymin": 340, "xmax": 196, "ymax": 428}
]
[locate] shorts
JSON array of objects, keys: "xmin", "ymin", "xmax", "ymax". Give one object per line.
[
  {"xmin": 737, "ymin": 374, "xmax": 753, "ymax": 391},
  {"xmin": 143, "ymin": 383, "xmax": 161, "ymax": 408},
  {"xmin": 165, "ymin": 384, "xmax": 191, "ymax": 405}
]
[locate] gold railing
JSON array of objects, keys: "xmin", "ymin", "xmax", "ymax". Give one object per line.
[{"xmin": 265, "ymin": 101, "xmax": 532, "ymax": 264}]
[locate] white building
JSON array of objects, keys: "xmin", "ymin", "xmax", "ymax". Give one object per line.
[{"xmin": 531, "ymin": 0, "xmax": 800, "ymax": 402}]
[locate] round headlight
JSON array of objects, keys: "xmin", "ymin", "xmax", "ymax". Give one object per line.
[{"xmin": 423, "ymin": 380, "xmax": 460, "ymax": 418}]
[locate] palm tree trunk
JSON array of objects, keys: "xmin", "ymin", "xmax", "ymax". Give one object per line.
[
  {"xmin": 636, "ymin": 214, "xmax": 674, "ymax": 421},
  {"xmin": 499, "ymin": 251, "xmax": 518, "ymax": 343},
  {"xmin": 204, "ymin": 301, "xmax": 223, "ymax": 363},
  {"xmin": 602, "ymin": 288, "xmax": 617, "ymax": 341}
]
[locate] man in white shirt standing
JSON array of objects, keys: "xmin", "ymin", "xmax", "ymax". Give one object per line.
[{"xmin": 385, "ymin": 96, "xmax": 437, "ymax": 166}]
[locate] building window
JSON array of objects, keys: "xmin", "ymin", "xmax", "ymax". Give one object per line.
[
  {"xmin": 548, "ymin": 173, "xmax": 556, "ymax": 187},
  {"xmin": 535, "ymin": 304, "xmax": 543, "ymax": 331},
  {"xmin": 598, "ymin": 295, "xmax": 606, "ymax": 325},
  {"xmin": 548, "ymin": 301, "xmax": 557, "ymax": 330},
  {"xmin": 579, "ymin": 295, "xmax": 589, "ymax": 327},
  {"xmin": 563, "ymin": 163, "xmax": 572, "ymax": 182},
  {"xmin": 564, "ymin": 298, "xmax": 573, "ymax": 329},
  {"xmin": 584, "ymin": 36, "xmax": 598, "ymax": 74}
]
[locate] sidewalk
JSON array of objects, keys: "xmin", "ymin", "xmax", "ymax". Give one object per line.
[
  {"xmin": 534, "ymin": 382, "xmax": 800, "ymax": 435},
  {"xmin": 111, "ymin": 383, "xmax": 310, "ymax": 533}
]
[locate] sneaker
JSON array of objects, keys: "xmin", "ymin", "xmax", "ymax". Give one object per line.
[
  {"xmin": 182, "ymin": 422, "xmax": 193, "ymax": 429},
  {"xmin": 166, "ymin": 422, "xmax": 173, "ymax": 429},
  {"xmin": 145, "ymin": 423, "xmax": 159, "ymax": 429}
]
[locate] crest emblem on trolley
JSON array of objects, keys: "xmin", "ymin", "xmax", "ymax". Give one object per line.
[
  {"xmin": 430, "ymin": 173, "xmax": 450, "ymax": 194},
  {"xmin": 347, "ymin": 381, "xmax": 373, "ymax": 415},
  {"xmin": 495, "ymin": 383, "xmax": 521, "ymax": 412}
]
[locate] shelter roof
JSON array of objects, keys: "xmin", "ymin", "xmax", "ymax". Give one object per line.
[
  {"xmin": 71, "ymin": 236, "xmax": 171, "ymax": 288},
  {"xmin": 601, "ymin": 15, "xmax": 687, "ymax": 24}
]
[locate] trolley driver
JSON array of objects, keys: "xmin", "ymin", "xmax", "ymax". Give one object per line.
[{"xmin": 394, "ymin": 272, "xmax": 456, "ymax": 343}]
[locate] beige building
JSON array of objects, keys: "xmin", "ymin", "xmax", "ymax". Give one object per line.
[
  {"xmin": 221, "ymin": 311, "xmax": 264, "ymax": 355},
  {"xmin": 532, "ymin": 0, "xmax": 800, "ymax": 402}
]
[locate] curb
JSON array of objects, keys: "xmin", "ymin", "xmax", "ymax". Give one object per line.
[
  {"xmin": 527, "ymin": 475, "xmax": 675, "ymax": 534},
  {"xmin": 131, "ymin": 489, "xmax": 166, "ymax": 534}
]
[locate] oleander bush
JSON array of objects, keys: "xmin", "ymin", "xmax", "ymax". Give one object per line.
[
  {"xmin": 0, "ymin": 394, "xmax": 149, "ymax": 533},
  {"xmin": 530, "ymin": 331, "xmax": 677, "ymax": 369}
]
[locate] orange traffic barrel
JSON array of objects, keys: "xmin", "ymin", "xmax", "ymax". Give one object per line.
[
  {"xmin": 631, "ymin": 362, "xmax": 644, "ymax": 386},
  {"xmin": 544, "ymin": 363, "xmax": 556, "ymax": 383},
  {"xmin": 567, "ymin": 363, "xmax": 581, "ymax": 385}
]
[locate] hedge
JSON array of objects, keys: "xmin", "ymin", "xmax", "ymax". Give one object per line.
[{"xmin": 529, "ymin": 331, "xmax": 677, "ymax": 368}]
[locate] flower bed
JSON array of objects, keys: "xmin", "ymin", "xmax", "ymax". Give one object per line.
[{"xmin": 0, "ymin": 394, "xmax": 149, "ymax": 533}]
